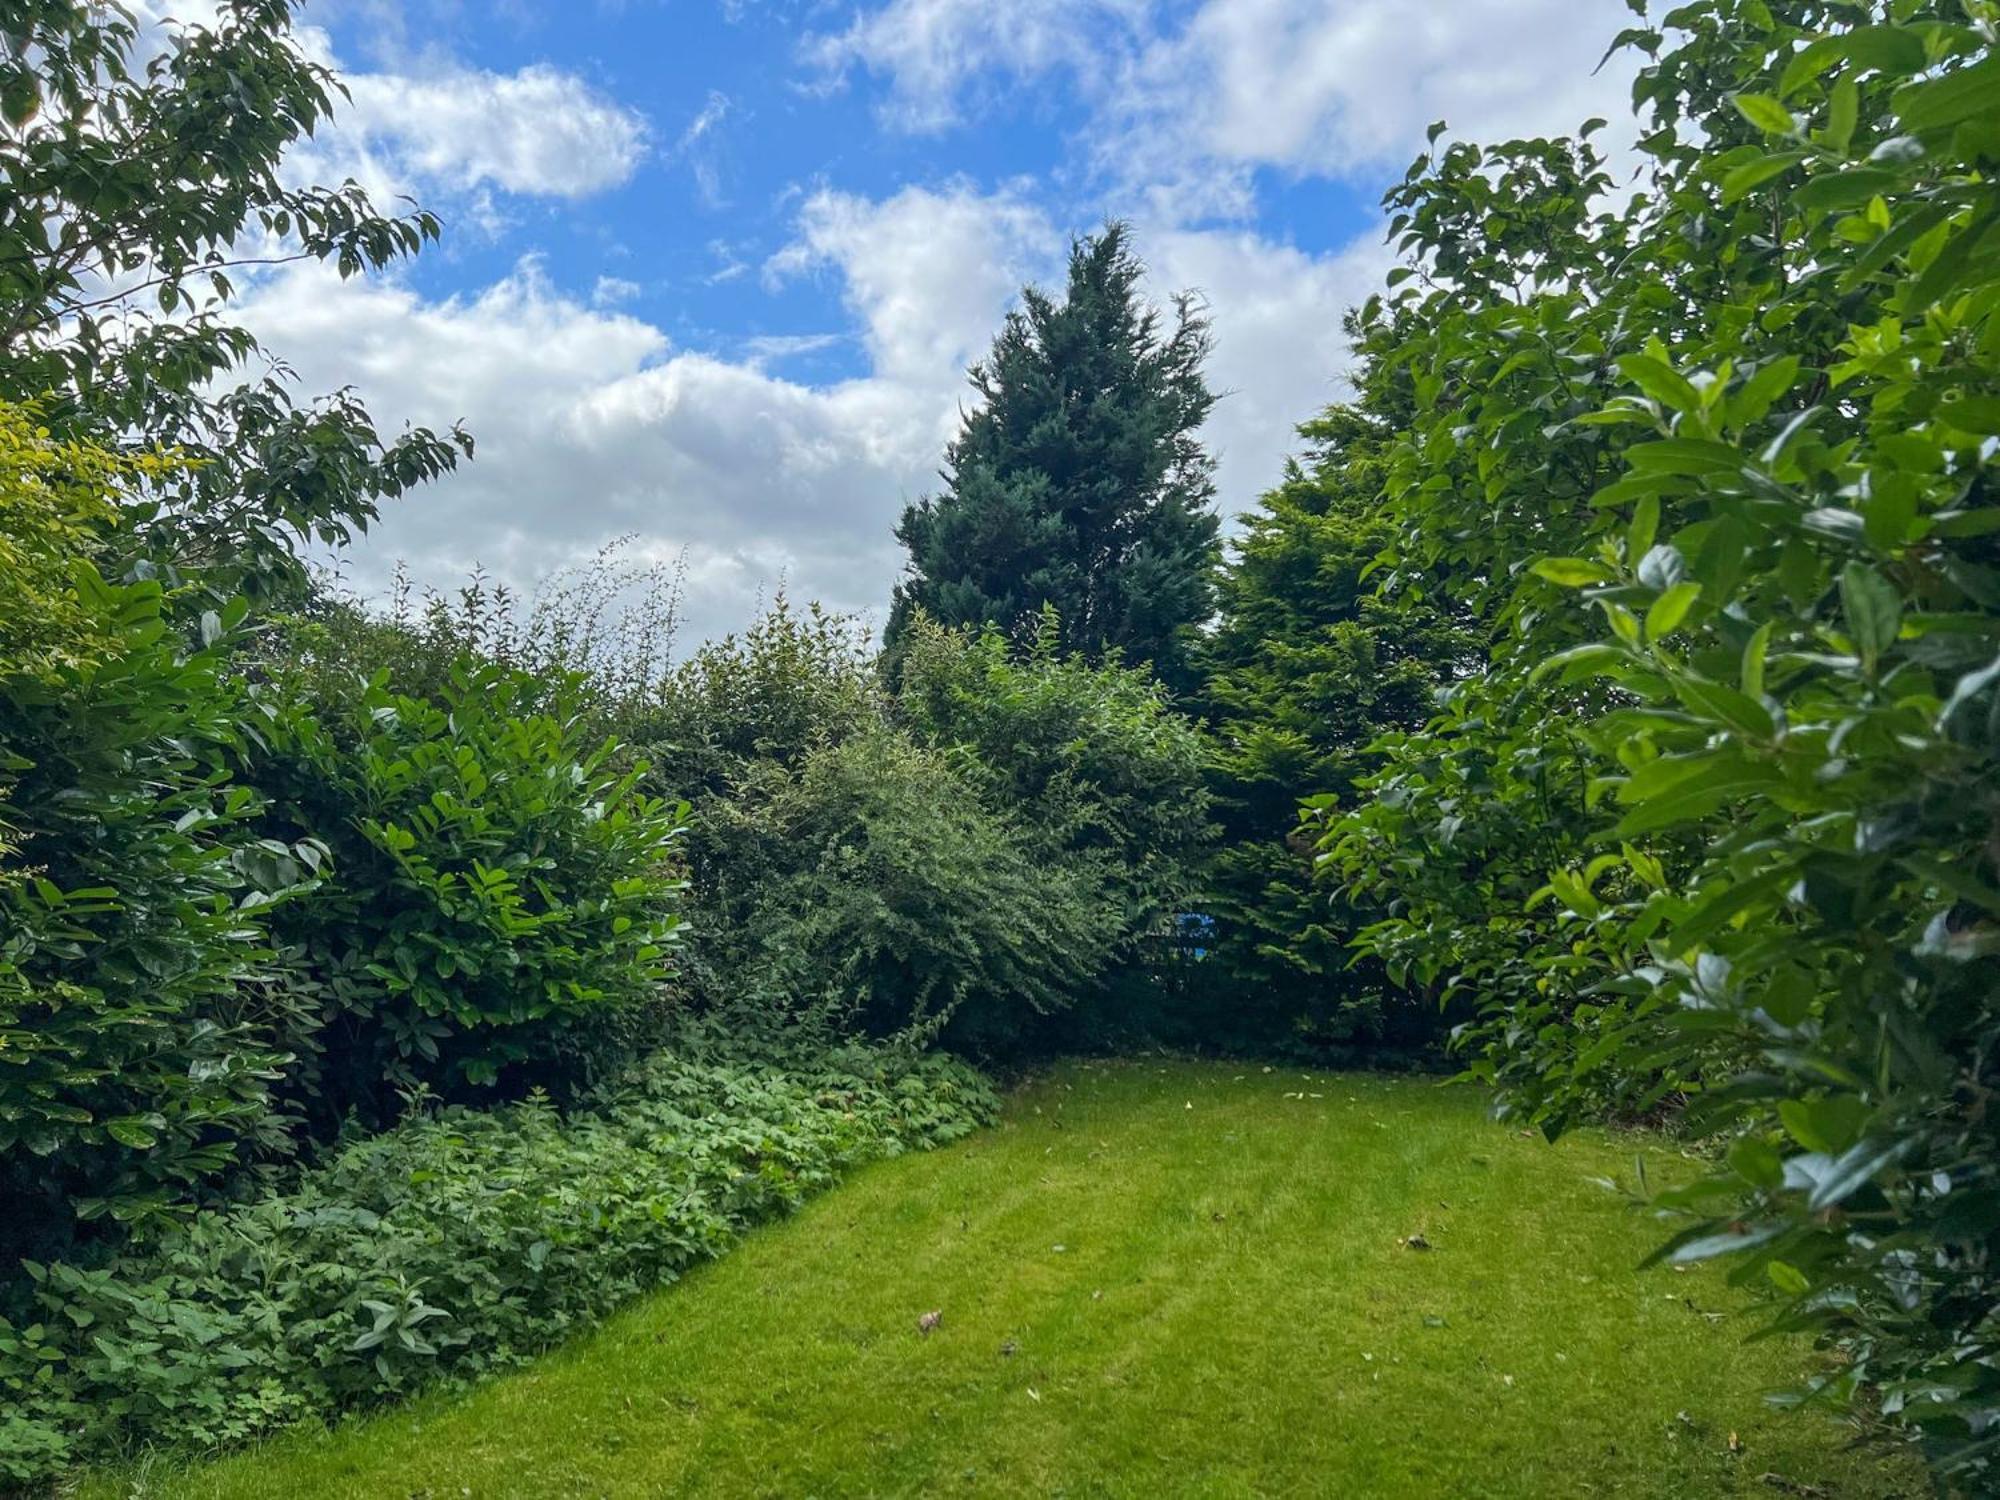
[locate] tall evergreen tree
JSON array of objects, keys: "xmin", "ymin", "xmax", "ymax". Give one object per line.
[
  {"xmin": 1197, "ymin": 404, "xmax": 1475, "ymax": 1052},
  {"xmin": 886, "ymin": 224, "xmax": 1220, "ymax": 688}
]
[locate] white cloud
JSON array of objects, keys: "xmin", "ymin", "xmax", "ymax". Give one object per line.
[
  {"xmin": 810, "ymin": 0, "xmax": 1638, "ymax": 214},
  {"xmin": 592, "ymin": 275, "xmax": 643, "ymax": 308},
  {"xmin": 673, "ymin": 90, "xmax": 733, "ymax": 207},
  {"xmin": 743, "ymin": 332, "xmax": 844, "ymax": 365},
  {"xmin": 334, "ymin": 63, "xmax": 650, "ymax": 200},
  {"xmin": 767, "ymin": 183, "xmax": 1058, "ymax": 383},
  {"xmin": 1145, "ymin": 225, "xmax": 1392, "ymax": 519},
  {"xmin": 807, "ymin": 0, "xmax": 1154, "ymax": 131},
  {"xmin": 239, "ymin": 187, "xmax": 1062, "ymax": 645},
  {"xmin": 133, "ymin": 5, "xmax": 651, "ymax": 217},
  {"xmin": 1117, "ymin": 0, "xmax": 1638, "ymax": 192}
]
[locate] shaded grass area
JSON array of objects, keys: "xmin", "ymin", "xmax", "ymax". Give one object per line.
[{"xmin": 93, "ymin": 1061, "xmax": 1920, "ymax": 1499}]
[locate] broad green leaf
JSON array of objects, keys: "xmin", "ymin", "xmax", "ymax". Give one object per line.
[
  {"xmin": 1894, "ymin": 55, "xmax": 2000, "ymax": 137},
  {"xmin": 1796, "ymin": 166, "xmax": 1904, "ymax": 211},
  {"xmin": 1617, "ymin": 354, "xmax": 1701, "ymax": 412},
  {"xmin": 1531, "ymin": 557, "xmax": 1612, "ymax": 587},
  {"xmin": 1733, "ymin": 92, "xmax": 1798, "ymax": 136},
  {"xmin": 1721, "ymin": 151, "xmax": 1807, "ymax": 204},
  {"xmin": 1840, "ymin": 562, "xmax": 1902, "ymax": 662},
  {"xmin": 1645, "ymin": 582, "xmax": 1702, "ymax": 639},
  {"xmin": 1779, "ymin": 1095, "xmax": 1869, "ymax": 1155}
]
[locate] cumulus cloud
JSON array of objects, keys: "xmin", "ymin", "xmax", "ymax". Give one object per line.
[
  {"xmin": 243, "ymin": 188, "xmax": 1061, "ymax": 644},
  {"xmin": 1145, "ymin": 225, "xmax": 1392, "ymax": 519},
  {"xmin": 767, "ymin": 183, "xmax": 1058, "ymax": 382},
  {"xmin": 810, "ymin": 0, "xmax": 1638, "ymax": 212},
  {"xmin": 806, "ymin": 0, "xmax": 1155, "ymax": 132},
  {"xmin": 334, "ymin": 63, "xmax": 651, "ymax": 200}
]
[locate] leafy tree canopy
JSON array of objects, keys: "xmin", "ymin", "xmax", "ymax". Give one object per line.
[
  {"xmin": 0, "ymin": 0, "xmax": 469, "ymax": 597},
  {"xmin": 1316, "ymin": 0, "xmax": 2000, "ymax": 1475}
]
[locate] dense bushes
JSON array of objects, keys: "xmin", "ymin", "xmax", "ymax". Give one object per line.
[
  {"xmin": 248, "ymin": 662, "xmax": 689, "ymax": 1130},
  {"xmin": 0, "ymin": 431, "xmax": 690, "ymax": 1275},
  {"xmin": 0, "ymin": 413, "xmax": 319, "ymax": 1257},
  {"xmin": 1316, "ymin": 0, "xmax": 2000, "ymax": 1477},
  {"xmin": 0, "ymin": 1040, "xmax": 994, "ymax": 1487},
  {"xmin": 698, "ymin": 724, "xmax": 1125, "ymax": 1048},
  {"xmin": 897, "ymin": 610, "xmax": 1213, "ymax": 923},
  {"xmin": 661, "ymin": 604, "xmax": 1211, "ymax": 1052}
]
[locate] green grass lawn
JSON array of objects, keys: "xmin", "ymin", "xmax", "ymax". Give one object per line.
[{"xmin": 92, "ymin": 1061, "xmax": 1921, "ymax": 1499}]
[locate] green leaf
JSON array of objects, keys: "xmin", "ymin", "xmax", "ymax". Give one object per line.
[
  {"xmin": 1741, "ymin": 621, "xmax": 1774, "ymax": 699},
  {"xmin": 1893, "ymin": 55, "xmax": 2000, "ymax": 137},
  {"xmin": 1796, "ymin": 166, "xmax": 1904, "ymax": 211},
  {"xmin": 1728, "ymin": 1135, "xmax": 1784, "ymax": 1191},
  {"xmin": 1839, "ymin": 562, "xmax": 1902, "ymax": 663},
  {"xmin": 1778, "ymin": 25, "xmax": 1927, "ymax": 98},
  {"xmin": 1530, "ymin": 557, "xmax": 1612, "ymax": 587},
  {"xmin": 1733, "ymin": 93, "xmax": 1798, "ymax": 136},
  {"xmin": 1767, "ymin": 1261, "xmax": 1811, "ymax": 1297},
  {"xmin": 1645, "ymin": 582, "xmax": 1702, "ymax": 640},
  {"xmin": 1778, "ymin": 1095, "xmax": 1869, "ymax": 1155},
  {"xmin": 1627, "ymin": 492, "xmax": 1661, "ymax": 564},
  {"xmin": 1721, "ymin": 151, "xmax": 1807, "ymax": 205},
  {"xmin": 104, "ymin": 1118, "xmax": 159, "ymax": 1150},
  {"xmin": 1625, "ymin": 438, "xmax": 1746, "ymax": 477},
  {"xmin": 1617, "ymin": 354, "xmax": 1701, "ymax": 412},
  {"xmin": 1823, "ymin": 78, "xmax": 1859, "ymax": 154}
]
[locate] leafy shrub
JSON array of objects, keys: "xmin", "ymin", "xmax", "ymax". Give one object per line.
[
  {"xmin": 643, "ymin": 594, "xmax": 879, "ymax": 802},
  {"xmin": 697, "ymin": 725, "xmax": 1123, "ymax": 1050},
  {"xmin": 246, "ymin": 660, "xmax": 690, "ymax": 1130},
  {"xmin": 1316, "ymin": 1, "xmax": 2000, "ymax": 1477},
  {"xmin": 895, "ymin": 609, "xmax": 1214, "ymax": 922},
  {"xmin": 271, "ymin": 541, "xmax": 689, "ymax": 734},
  {"xmin": 1, "ymin": 413, "xmax": 318, "ymax": 1257},
  {"xmin": 0, "ymin": 1041, "xmax": 994, "ymax": 1487}
]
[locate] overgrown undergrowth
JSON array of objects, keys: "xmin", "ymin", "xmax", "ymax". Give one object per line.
[{"xmin": 1, "ymin": 1043, "xmax": 993, "ymax": 1490}]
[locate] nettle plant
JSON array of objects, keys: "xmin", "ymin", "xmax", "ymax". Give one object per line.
[
  {"xmin": 1320, "ymin": 0, "xmax": 1999, "ymax": 1473},
  {"xmin": 251, "ymin": 662, "xmax": 689, "ymax": 1127}
]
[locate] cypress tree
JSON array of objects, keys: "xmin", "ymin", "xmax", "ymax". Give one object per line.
[
  {"xmin": 887, "ymin": 223, "xmax": 1220, "ymax": 689},
  {"xmin": 1198, "ymin": 404, "xmax": 1475, "ymax": 1050}
]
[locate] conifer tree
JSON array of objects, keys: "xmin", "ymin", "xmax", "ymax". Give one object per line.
[
  {"xmin": 1198, "ymin": 404, "xmax": 1474, "ymax": 1049},
  {"xmin": 887, "ymin": 224, "xmax": 1220, "ymax": 689}
]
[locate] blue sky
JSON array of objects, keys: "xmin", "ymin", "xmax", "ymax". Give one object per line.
[{"xmin": 201, "ymin": 0, "xmax": 1633, "ymax": 646}]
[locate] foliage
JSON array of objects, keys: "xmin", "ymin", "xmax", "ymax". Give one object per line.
[
  {"xmin": 1316, "ymin": 0, "xmax": 2000, "ymax": 1475},
  {"xmin": 641, "ymin": 594, "xmax": 878, "ymax": 808},
  {"xmin": 1198, "ymin": 408, "xmax": 1475, "ymax": 1053},
  {"xmin": 0, "ymin": 0, "xmax": 467, "ymax": 598},
  {"xmin": 895, "ymin": 608, "xmax": 1215, "ymax": 928},
  {"xmin": 0, "ymin": 405, "xmax": 120, "ymax": 681},
  {"xmin": 272, "ymin": 542, "xmax": 689, "ymax": 734},
  {"xmin": 245, "ymin": 661, "xmax": 690, "ymax": 1130},
  {"xmin": 886, "ymin": 223, "xmax": 1221, "ymax": 690},
  {"xmin": 694, "ymin": 724, "xmax": 1124, "ymax": 1051},
  {"xmin": 0, "ymin": 1041, "xmax": 995, "ymax": 1488},
  {"xmin": 0, "ymin": 413, "xmax": 316, "ymax": 1258}
]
